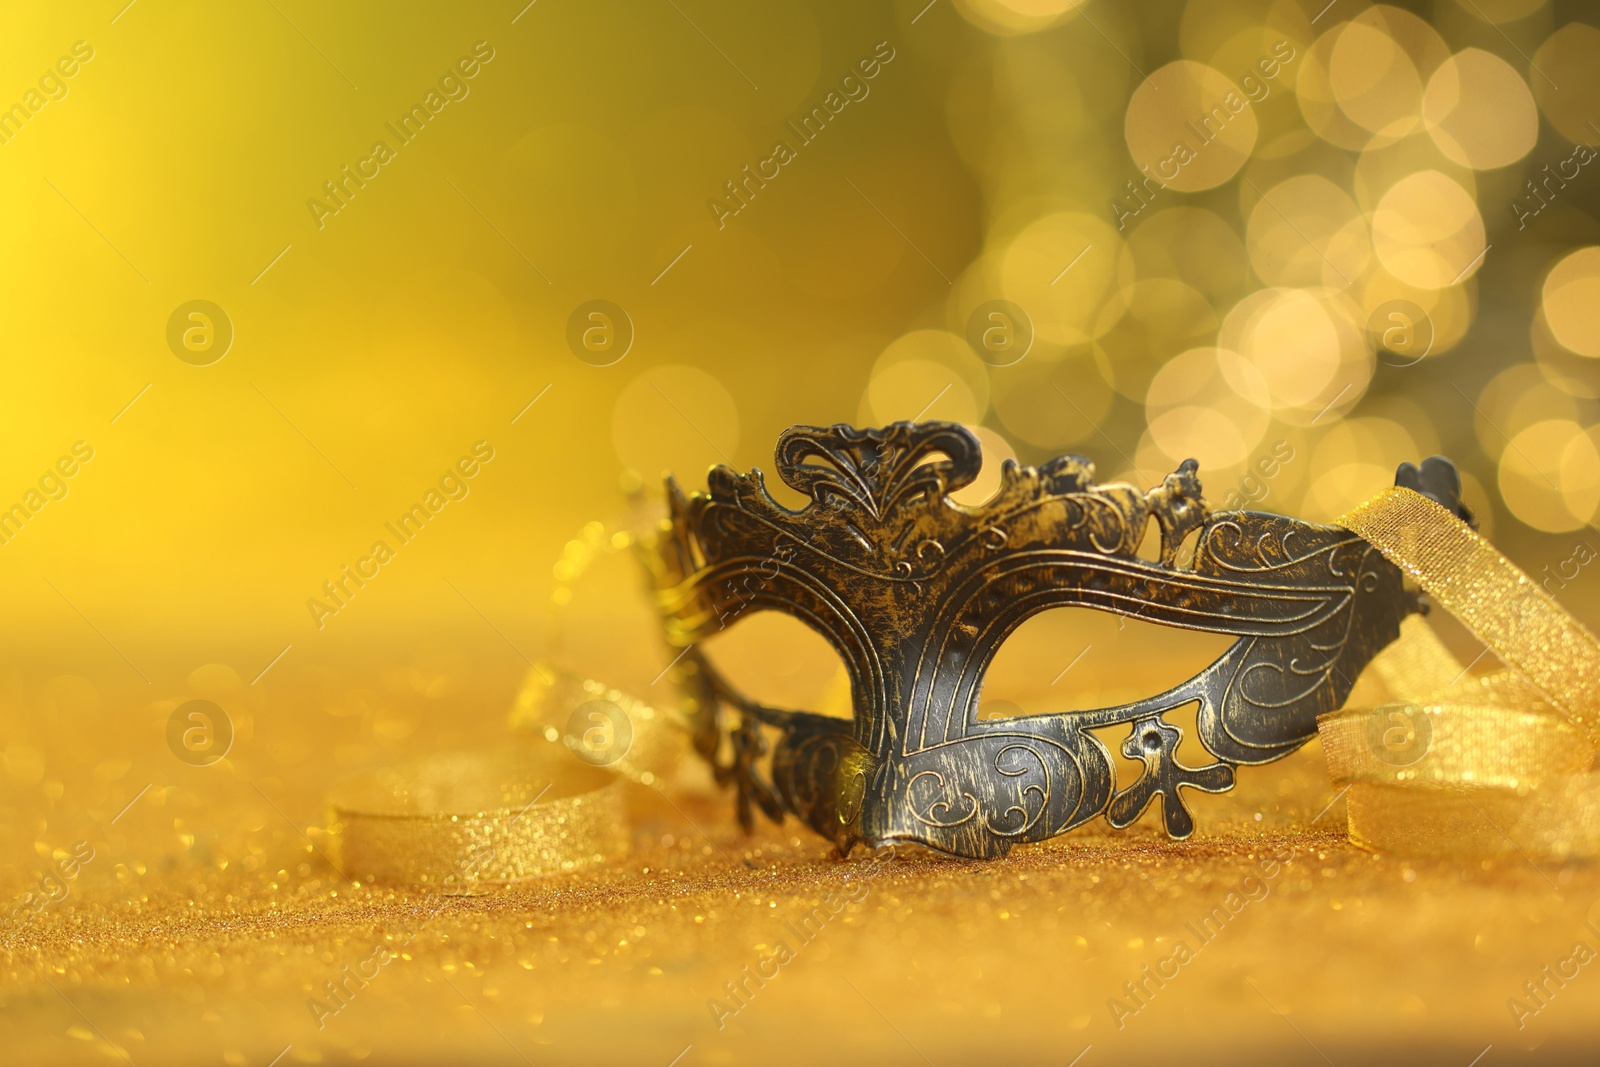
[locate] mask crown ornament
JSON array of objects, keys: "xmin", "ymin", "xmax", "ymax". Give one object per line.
[{"xmin": 644, "ymin": 421, "xmax": 1469, "ymax": 858}]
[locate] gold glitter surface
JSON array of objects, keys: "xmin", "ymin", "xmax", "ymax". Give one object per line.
[
  {"xmin": 5, "ymin": 657, "xmax": 1600, "ymax": 1064},
  {"xmin": 7, "ymin": 781, "xmax": 1600, "ymax": 1064}
]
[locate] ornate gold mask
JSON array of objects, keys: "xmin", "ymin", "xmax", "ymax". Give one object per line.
[{"xmin": 645, "ymin": 421, "xmax": 1469, "ymax": 858}]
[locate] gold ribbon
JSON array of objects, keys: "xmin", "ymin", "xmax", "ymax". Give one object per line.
[
  {"xmin": 327, "ymin": 514, "xmax": 690, "ymax": 887},
  {"xmin": 328, "ymin": 669, "xmax": 687, "ymax": 887},
  {"xmin": 1320, "ymin": 488, "xmax": 1600, "ymax": 860},
  {"xmin": 508, "ymin": 665, "xmax": 689, "ymax": 787},
  {"xmin": 329, "ymin": 749, "xmax": 628, "ymax": 888},
  {"xmin": 331, "ymin": 675, "xmax": 688, "ymax": 895},
  {"xmin": 1340, "ymin": 488, "xmax": 1600, "ymax": 735}
]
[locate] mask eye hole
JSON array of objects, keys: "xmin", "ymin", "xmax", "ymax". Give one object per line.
[
  {"xmin": 698, "ymin": 610, "xmax": 852, "ymax": 718},
  {"xmin": 978, "ymin": 607, "xmax": 1232, "ymax": 720}
]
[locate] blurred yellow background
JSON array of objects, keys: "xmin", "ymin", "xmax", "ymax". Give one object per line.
[
  {"xmin": 5, "ymin": 0, "xmax": 1600, "ymax": 1062},
  {"xmin": 0, "ymin": 0, "xmax": 1597, "ymax": 677}
]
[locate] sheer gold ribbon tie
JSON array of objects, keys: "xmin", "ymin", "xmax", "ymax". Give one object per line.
[
  {"xmin": 329, "ymin": 668, "xmax": 687, "ymax": 887},
  {"xmin": 1321, "ymin": 488, "xmax": 1600, "ymax": 859}
]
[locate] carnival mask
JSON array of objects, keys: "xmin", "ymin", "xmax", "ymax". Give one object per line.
[{"xmin": 645, "ymin": 421, "xmax": 1470, "ymax": 858}]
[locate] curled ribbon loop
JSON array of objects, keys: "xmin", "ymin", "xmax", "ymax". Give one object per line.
[
  {"xmin": 329, "ymin": 669, "xmax": 686, "ymax": 887},
  {"xmin": 509, "ymin": 666, "xmax": 690, "ymax": 786},
  {"xmin": 329, "ymin": 750, "xmax": 627, "ymax": 888},
  {"xmin": 326, "ymin": 516, "xmax": 695, "ymax": 889},
  {"xmin": 1321, "ymin": 488, "xmax": 1600, "ymax": 860}
]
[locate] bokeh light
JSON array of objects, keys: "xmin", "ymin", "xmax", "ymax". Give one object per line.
[
  {"xmin": 1530, "ymin": 22, "xmax": 1600, "ymax": 144},
  {"xmin": 612, "ymin": 365, "xmax": 741, "ymax": 481},
  {"xmin": 1423, "ymin": 48, "xmax": 1538, "ymax": 170},
  {"xmin": 1218, "ymin": 285, "xmax": 1370, "ymax": 421},
  {"xmin": 1456, "ymin": 0, "xmax": 1547, "ymax": 23},
  {"xmin": 1244, "ymin": 173, "xmax": 1370, "ymax": 288},
  {"xmin": 1329, "ymin": 18, "xmax": 1424, "ymax": 139},
  {"xmin": 1000, "ymin": 212, "xmax": 1129, "ymax": 346},
  {"xmin": 1371, "ymin": 169, "xmax": 1486, "ymax": 287},
  {"xmin": 1125, "ymin": 60, "xmax": 1260, "ymax": 192},
  {"xmin": 1097, "ymin": 278, "xmax": 1219, "ymax": 400},
  {"xmin": 1542, "ymin": 247, "xmax": 1600, "ymax": 358},
  {"xmin": 991, "ymin": 349, "xmax": 1114, "ymax": 448},
  {"xmin": 864, "ymin": 330, "xmax": 991, "ymax": 426},
  {"xmin": 1498, "ymin": 419, "xmax": 1600, "ymax": 533},
  {"xmin": 1145, "ymin": 346, "xmax": 1271, "ymax": 468},
  {"xmin": 1304, "ymin": 415, "xmax": 1419, "ymax": 520},
  {"xmin": 953, "ymin": 0, "xmax": 1086, "ymax": 36}
]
